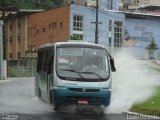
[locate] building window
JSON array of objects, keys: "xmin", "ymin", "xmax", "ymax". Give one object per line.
[
  {"xmin": 51, "ymin": 22, "xmax": 57, "ymax": 29},
  {"xmin": 37, "ymin": 29, "xmax": 39, "ymax": 34},
  {"xmin": 109, "ymin": 20, "xmax": 112, "ymax": 31},
  {"xmin": 73, "ymin": 15, "xmax": 83, "ymax": 31},
  {"xmin": 60, "ymin": 22, "xmax": 63, "ymax": 28},
  {"xmin": 28, "ymin": 27, "xmax": 30, "ymax": 37},
  {"xmin": 49, "ymin": 24, "xmax": 51, "ymax": 29},
  {"xmin": 108, "ymin": 20, "xmax": 112, "ymax": 47},
  {"xmin": 28, "ymin": 45, "xmax": 30, "ymax": 49},
  {"xmin": 114, "ymin": 21, "xmax": 123, "ymax": 47},
  {"xmin": 54, "ymin": 22, "xmax": 57, "ymax": 28},
  {"xmin": 9, "ymin": 24, "xmax": 12, "ymax": 31},
  {"xmin": 31, "ymin": 27, "xmax": 34, "ymax": 37},
  {"xmin": 17, "ymin": 23, "xmax": 21, "ymax": 28},
  {"xmin": 109, "ymin": 37, "xmax": 112, "ymax": 47},
  {"xmin": 52, "ymin": 22, "xmax": 54, "ymax": 28},
  {"xmin": 43, "ymin": 28, "xmax": 46, "ymax": 32},
  {"xmin": 17, "ymin": 34, "xmax": 20, "ymax": 41},
  {"xmin": 137, "ymin": 0, "xmax": 139, "ymax": 4},
  {"xmin": 34, "ymin": 26, "xmax": 36, "ymax": 36},
  {"xmin": 17, "ymin": 52, "xmax": 20, "ymax": 59},
  {"xmin": 73, "ymin": 15, "xmax": 83, "ymax": 40},
  {"xmin": 9, "ymin": 53, "xmax": 12, "ymax": 60},
  {"xmin": 9, "ymin": 37, "xmax": 12, "ymax": 41}
]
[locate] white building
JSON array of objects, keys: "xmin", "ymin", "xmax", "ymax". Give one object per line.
[{"xmin": 66, "ymin": 0, "xmax": 120, "ymax": 10}]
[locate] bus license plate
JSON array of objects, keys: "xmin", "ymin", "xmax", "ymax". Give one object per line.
[{"xmin": 78, "ymin": 100, "xmax": 88, "ymax": 104}]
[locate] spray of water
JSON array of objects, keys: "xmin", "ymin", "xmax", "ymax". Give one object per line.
[
  {"xmin": 106, "ymin": 49, "xmax": 159, "ymax": 113},
  {"xmin": 0, "ymin": 49, "xmax": 159, "ymax": 114}
]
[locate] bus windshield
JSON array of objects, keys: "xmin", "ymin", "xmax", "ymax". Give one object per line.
[{"xmin": 56, "ymin": 47, "xmax": 110, "ymax": 82}]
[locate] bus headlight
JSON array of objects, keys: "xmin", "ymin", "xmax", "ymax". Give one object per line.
[
  {"xmin": 52, "ymin": 86, "xmax": 66, "ymax": 90},
  {"xmin": 101, "ymin": 88, "xmax": 111, "ymax": 92}
]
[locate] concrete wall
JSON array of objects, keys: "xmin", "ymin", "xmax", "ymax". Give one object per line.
[
  {"xmin": 99, "ymin": 0, "xmax": 120, "ymax": 10},
  {"xmin": 28, "ymin": 6, "xmax": 70, "ymax": 50},
  {"xmin": 5, "ymin": 15, "xmax": 29, "ymax": 60},
  {"xmin": 125, "ymin": 18, "xmax": 160, "ymax": 49}
]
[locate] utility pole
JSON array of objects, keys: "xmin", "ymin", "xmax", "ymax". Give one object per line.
[
  {"xmin": 111, "ymin": 0, "xmax": 113, "ymax": 10},
  {"xmin": 0, "ymin": 21, "xmax": 3, "ymax": 80},
  {"xmin": 92, "ymin": 0, "xmax": 101, "ymax": 44},
  {"xmin": 95, "ymin": 0, "xmax": 98, "ymax": 44}
]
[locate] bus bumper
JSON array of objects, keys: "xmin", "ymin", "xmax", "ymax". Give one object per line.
[{"xmin": 52, "ymin": 87, "xmax": 111, "ymax": 106}]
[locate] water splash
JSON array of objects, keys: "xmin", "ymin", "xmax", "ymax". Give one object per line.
[{"xmin": 106, "ymin": 49, "xmax": 159, "ymax": 113}]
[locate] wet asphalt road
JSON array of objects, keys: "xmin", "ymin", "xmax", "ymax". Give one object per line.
[
  {"xmin": 0, "ymin": 78, "xmax": 131, "ymax": 120},
  {"xmin": 0, "ymin": 113, "xmax": 128, "ymax": 120},
  {"xmin": 0, "ymin": 72, "xmax": 160, "ymax": 120}
]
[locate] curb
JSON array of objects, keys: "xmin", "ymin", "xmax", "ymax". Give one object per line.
[
  {"xmin": 0, "ymin": 79, "xmax": 11, "ymax": 83},
  {"xmin": 147, "ymin": 60, "xmax": 160, "ymax": 69}
]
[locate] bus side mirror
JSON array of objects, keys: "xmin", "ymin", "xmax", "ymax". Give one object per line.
[{"xmin": 110, "ymin": 58, "xmax": 116, "ymax": 72}]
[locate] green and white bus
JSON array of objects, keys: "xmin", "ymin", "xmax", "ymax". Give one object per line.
[{"xmin": 35, "ymin": 42, "xmax": 116, "ymax": 109}]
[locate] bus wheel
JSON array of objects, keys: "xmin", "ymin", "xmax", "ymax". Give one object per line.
[
  {"xmin": 54, "ymin": 105, "xmax": 59, "ymax": 111},
  {"xmin": 49, "ymin": 90, "xmax": 52, "ymax": 103},
  {"xmin": 39, "ymin": 88, "xmax": 41, "ymax": 98}
]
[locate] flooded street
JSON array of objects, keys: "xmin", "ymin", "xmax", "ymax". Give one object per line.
[{"xmin": 0, "ymin": 51, "xmax": 159, "ymax": 120}]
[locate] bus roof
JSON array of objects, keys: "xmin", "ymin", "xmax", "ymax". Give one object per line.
[{"xmin": 38, "ymin": 42, "xmax": 107, "ymax": 50}]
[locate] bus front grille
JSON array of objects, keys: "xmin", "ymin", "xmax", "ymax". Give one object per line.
[
  {"xmin": 64, "ymin": 96, "xmax": 104, "ymax": 105},
  {"xmin": 68, "ymin": 88, "xmax": 100, "ymax": 92}
]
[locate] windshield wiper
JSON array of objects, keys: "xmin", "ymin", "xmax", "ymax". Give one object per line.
[
  {"xmin": 80, "ymin": 71, "xmax": 105, "ymax": 81},
  {"xmin": 58, "ymin": 69, "xmax": 86, "ymax": 81}
]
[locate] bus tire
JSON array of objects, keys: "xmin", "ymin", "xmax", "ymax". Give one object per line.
[
  {"xmin": 54, "ymin": 105, "xmax": 59, "ymax": 111},
  {"xmin": 49, "ymin": 90, "xmax": 52, "ymax": 103},
  {"xmin": 39, "ymin": 88, "xmax": 41, "ymax": 98}
]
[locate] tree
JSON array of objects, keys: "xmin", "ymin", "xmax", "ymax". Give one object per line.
[
  {"xmin": 146, "ymin": 38, "xmax": 158, "ymax": 60},
  {"xmin": 69, "ymin": 35, "xmax": 81, "ymax": 40},
  {"xmin": 53, "ymin": 0, "xmax": 64, "ymax": 6},
  {"xmin": 146, "ymin": 38, "xmax": 158, "ymax": 50},
  {"xmin": 5, "ymin": 0, "xmax": 64, "ymax": 9}
]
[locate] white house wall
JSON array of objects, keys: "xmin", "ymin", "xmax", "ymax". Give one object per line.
[
  {"xmin": 99, "ymin": 0, "xmax": 120, "ymax": 10},
  {"xmin": 70, "ymin": 4, "xmax": 125, "ymax": 47},
  {"xmin": 126, "ymin": 18, "xmax": 160, "ymax": 48}
]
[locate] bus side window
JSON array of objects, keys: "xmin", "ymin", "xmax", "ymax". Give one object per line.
[
  {"xmin": 41, "ymin": 51, "xmax": 47, "ymax": 72},
  {"xmin": 37, "ymin": 50, "xmax": 47, "ymax": 72},
  {"xmin": 37, "ymin": 51, "xmax": 42, "ymax": 72},
  {"xmin": 45, "ymin": 49, "xmax": 54, "ymax": 74},
  {"xmin": 48, "ymin": 54, "xmax": 54, "ymax": 74}
]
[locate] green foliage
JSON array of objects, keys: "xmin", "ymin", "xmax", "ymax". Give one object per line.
[
  {"xmin": 39, "ymin": 0, "xmax": 55, "ymax": 9},
  {"xmin": 69, "ymin": 35, "xmax": 81, "ymax": 40},
  {"xmin": 54, "ymin": 0, "xmax": 64, "ymax": 6},
  {"xmin": 5, "ymin": 0, "xmax": 64, "ymax": 9},
  {"xmin": 130, "ymin": 87, "xmax": 160, "ymax": 116},
  {"xmin": 7, "ymin": 68, "xmax": 18, "ymax": 77},
  {"xmin": 146, "ymin": 38, "xmax": 158, "ymax": 50}
]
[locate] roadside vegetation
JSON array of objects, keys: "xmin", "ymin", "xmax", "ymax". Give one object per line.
[
  {"xmin": 130, "ymin": 61, "xmax": 160, "ymax": 116},
  {"xmin": 130, "ymin": 87, "xmax": 160, "ymax": 116},
  {"xmin": 5, "ymin": 0, "xmax": 64, "ymax": 9}
]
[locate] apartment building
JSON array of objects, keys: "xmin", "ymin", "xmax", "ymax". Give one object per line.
[
  {"xmin": 122, "ymin": 0, "xmax": 160, "ymax": 11},
  {"xmin": 66, "ymin": 0, "xmax": 120, "ymax": 10},
  {"xmin": 149, "ymin": 0, "xmax": 160, "ymax": 5},
  {"xmin": 4, "ymin": 10, "xmax": 43, "ymax": 60},
  {"xmin": 28, "ymin": 6, "xmax": 70, "ymax": 52}
]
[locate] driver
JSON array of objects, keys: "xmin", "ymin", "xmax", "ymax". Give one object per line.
[{"xmin": 82, "ymin": 59, "xmax": 98, "ymax": 72}]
